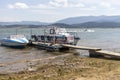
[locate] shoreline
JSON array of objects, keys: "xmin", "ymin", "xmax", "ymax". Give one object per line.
[{"xmin": 0, "ymin": 54, "xmax": 120, "ymax": 80}]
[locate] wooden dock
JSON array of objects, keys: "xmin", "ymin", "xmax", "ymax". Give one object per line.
[
  {"xmin": 31, "ymin": 42, "xmax": 62, "ymax": 51},
  {"xmin": 31, "ymin": 42, "xmax": 120, "ymax": 59},
  {"xmin": 61, "ymin": 44, "xmax": 120, "ymax": 59},
  {"xmin": 61, "ymin": 44, "xmax": 101, "ymax": 51},
  {"xmin": 96, "ymin": 50, "xmax": 120, "ymax": 59}
]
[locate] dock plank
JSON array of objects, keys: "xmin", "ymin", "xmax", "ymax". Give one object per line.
[
  {"xmin": 96, "ymin": 50, "xmax": 120, "ymax": 56},
  {"xmin": 61, "ymin": 44, "xmax": 101, "ymax": 51},
  {"xmin": 31, "ymin": 42, "xmax": 120, "ymax": 59}
]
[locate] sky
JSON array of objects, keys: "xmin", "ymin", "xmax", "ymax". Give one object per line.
[{"xmin": 0, "ymin": 0, "xmax": 120, "ymax": 22}]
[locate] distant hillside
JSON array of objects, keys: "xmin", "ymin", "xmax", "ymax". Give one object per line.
[
  {"xmin": 49, "ymin": 23, "xmax": 73, "ymax": 28},
  {"xmin": 0, "ymin": 21, "xmax": 49, "ymax": 25},
  {"xmin": 1, "ymin": 22, "xmax": 120, "ymax": 28},
  {"xmin": 57, "ymin": 16, "xmax": 120, "ymax": 24},
  {"xmin": 72, "ymin": 22, "xmax": 120, "ymax": 28},
  {"xmin": 1, "ymin": 16, "xmax": 120, "ymax": 28}
]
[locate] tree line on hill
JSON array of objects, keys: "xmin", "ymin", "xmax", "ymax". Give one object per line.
[
  {"xmin": 1, "ymin": 22, "xmax": 120, "ymax": 28},
  {"xmin": 1, "ymin": 16, "xmax": 120, "ymax": 28}
]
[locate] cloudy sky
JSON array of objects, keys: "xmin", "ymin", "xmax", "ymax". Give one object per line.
[{"xmin": 0, "ymin": 0, "xmax": 120, "ymax": 22}]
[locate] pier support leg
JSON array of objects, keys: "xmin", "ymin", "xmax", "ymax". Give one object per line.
[
  {"xmin": 59, "ymin": 47, "xmax": 70, "ymax": 52},
  {"xmin": 89, "ymin": 50, "xmax": 103, "ymax": 57}
]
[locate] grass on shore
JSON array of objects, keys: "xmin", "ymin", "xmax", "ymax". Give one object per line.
[{"xmin": 0, "ymin": 55, "xmax": 120, "ymax": 80}]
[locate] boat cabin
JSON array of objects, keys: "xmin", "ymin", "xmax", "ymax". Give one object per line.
[{"xmin": 31, "ymin": 27, "xmax": 79, "ymax": 45}]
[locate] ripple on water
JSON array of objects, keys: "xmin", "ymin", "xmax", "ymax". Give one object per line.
[{"xmin": 0, "ymin": 47, "xmax": 57, "ymax": 73}]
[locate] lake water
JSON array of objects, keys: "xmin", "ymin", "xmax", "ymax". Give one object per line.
[{"xmin": 0, "ymin": 27, "xmax": 120, "ymax": 73}]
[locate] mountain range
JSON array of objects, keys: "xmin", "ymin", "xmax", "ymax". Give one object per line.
[
  {"xmin": 0, "ymin": 21, "xmax": 49, "ymax": 25},
  {"xmin": 56, "ymin": 15, "xmax": 120, "ymax": 24},
  {"xmin": 1, "ymin": 15, "xmax": 120, "ymax": 28}
]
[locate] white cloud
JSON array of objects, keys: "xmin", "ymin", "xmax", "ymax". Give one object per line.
[
  {"xmin": 7, "ymin": 0, "xmax": 118, "ymax": 10},
  {"xmin": 31, "ymin": 4, "xmax": 53, "ymax": 9},
  {"xmin": 72, "ymin": 3, "xmax": 85, "ymax": 8},
  {"xmin": 4, "ymin": 0, "xmax": 120, "ymax": 22},
  {"xmin": 48, "ymin": 0, "xmax": 86, "ymax": 8},
  {"xmin": 7, "ymin": 0, "xmax": 86, "ymax": 10},
  {"xmin": 107, "ymin": 0, "xmax": 120, "ymax": 5},
  {"xmin": 100, "ymin": 2, "xmax": 111, "ymax": 8},
  {"xmin": 8, "ymin": 2, "xmax": 29, "ymax": 9},
  {"xmin": 32, "ymin": 0, "xmax": 86, "ymax": 9},
  {"xmin": 49, "ymin": 0, "xmax": 68, "ymax": 7}
]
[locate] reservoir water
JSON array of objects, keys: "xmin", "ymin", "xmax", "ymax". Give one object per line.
[{"xmin": 0, "ymin": 27, "xmax": 120, "ymax": 73}]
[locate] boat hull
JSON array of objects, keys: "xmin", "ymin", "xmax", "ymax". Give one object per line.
[{"xmin": 0, "ymin": 40, "xmax": 28, "ymax": 48}]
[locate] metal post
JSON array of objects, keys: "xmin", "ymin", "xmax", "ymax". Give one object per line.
[
  {"xmin": 44, "ymin": 29, "xmax": 45, "ymax": 43},
  {"xmin": 30, "ymin": 28, "xmax": 32, "ymax": 39},
  {"xmin": 16, "ymin": 29, "xmax": 18, "ymax": 35}
]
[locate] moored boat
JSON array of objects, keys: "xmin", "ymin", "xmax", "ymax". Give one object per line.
[
  {"xmin": 0, "ymin": 34, "xmax": 29, "ymax": 48},
  {"xmin": 31, "ymin": 27, "xmax": 80, "ymax": 45}
]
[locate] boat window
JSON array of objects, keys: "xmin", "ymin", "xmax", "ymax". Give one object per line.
[
  {"xmin": 41, "ymin": 36, "xmax": 44, "ymax": 40},
  {"xmin": 47, "ymin": 36, "xmax": 51, "ymax": 41},
  {"xmin": 10, "ymin": 35, "xmax": 25, "ymax": 39},
  {"xmin": 50, "ymin": 29, "xmax": 55, "ymax": 34}
]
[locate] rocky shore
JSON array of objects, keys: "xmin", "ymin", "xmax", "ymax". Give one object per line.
[{"xmin": 0, "ymin": 54, "xmax": 120, "ymax": 80}]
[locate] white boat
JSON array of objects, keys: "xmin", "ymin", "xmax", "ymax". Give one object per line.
[
  {"xmin": 31, "ymin": 27, "xmax": 80, "ymax": 45},
  {"xmin": 0, "ymin": 34, "xmax": 29, "ymax": 48},
  {"xmin": 84, "ymin": 29, "xmax": 95, "ymax": 32}
]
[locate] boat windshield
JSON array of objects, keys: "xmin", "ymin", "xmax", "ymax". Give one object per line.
[{"xmin": 10, "ymin": 35, "xmax": 25, "ymax": 39}]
